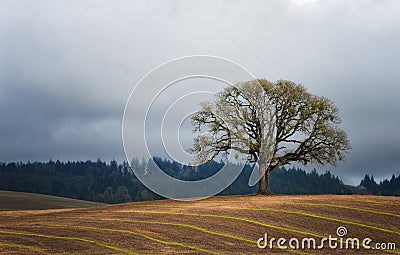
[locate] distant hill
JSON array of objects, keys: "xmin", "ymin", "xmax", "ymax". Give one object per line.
[{"xmin": 0, "ymin": 190, "xmax": 102, "ymax": 210}]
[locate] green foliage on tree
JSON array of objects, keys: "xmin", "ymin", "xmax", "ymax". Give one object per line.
[{"xmin": 192, "ymin": 80, "xmax": 352, "ymax": 194}]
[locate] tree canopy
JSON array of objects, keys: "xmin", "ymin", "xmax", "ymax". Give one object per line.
[{"xmin": 192, "ymin": 79, "xmax": 352, "ymax": 194}]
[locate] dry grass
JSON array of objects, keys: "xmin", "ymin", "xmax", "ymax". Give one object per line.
[
  {"xmin": 0, "ymin": 190, "xmax": 102, "ymax": 211},
  {"xmin": 1, "ymin": 195, "xmax": 399, "ymax": 254}
]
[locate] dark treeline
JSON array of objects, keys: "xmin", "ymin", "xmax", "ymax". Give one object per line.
[
  {"xmin": 0, "ymin": 159, "xmax": 152, "ymax": 203},
  {"xmin": 0, "ymin": 158, "xmax": 398, "ymax": 203},
  {"xmin": 270, "ymin": 168, "xmax": 347, "ymax": 194},
  {"xmin": 358, "ymin": 174, "xmax": 400, "ymax": 196}
]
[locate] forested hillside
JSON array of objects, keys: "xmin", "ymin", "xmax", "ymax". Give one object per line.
[{"xmin": 1, "ymin": 158, "xmax": 397, "ymax": 203}]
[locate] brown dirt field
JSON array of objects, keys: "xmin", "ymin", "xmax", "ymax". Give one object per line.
[{"xmin": 0, "ymin": 195, "xmax": 399, "ymax": 254}]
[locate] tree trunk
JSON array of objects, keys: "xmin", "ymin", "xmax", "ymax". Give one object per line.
[{"xmin": 257, "ymin": 161, "xmax": 273, "ymax": 195}]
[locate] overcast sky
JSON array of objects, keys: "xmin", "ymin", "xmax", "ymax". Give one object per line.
[{"xmin": 1, "ymin": 0, "xmax": 400, "ymax": 185}]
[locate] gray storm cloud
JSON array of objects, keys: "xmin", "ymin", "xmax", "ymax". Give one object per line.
[{"xmin": 1, "ymin": 0, "xmax": 400, "ymax": 185}]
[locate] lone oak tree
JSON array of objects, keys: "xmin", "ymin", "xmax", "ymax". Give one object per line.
[{"xmin": 191, "ymin": 79, "xmax": 351, "ymax": 195}]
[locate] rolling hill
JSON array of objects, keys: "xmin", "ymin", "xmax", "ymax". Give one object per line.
[
  {"xmin": 0, "ymin": 195, "xmax": 399, "ymax": 254},
  {"xmin": 0, "ymin": 190, "xmax": 102, "ymax": 211}
]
